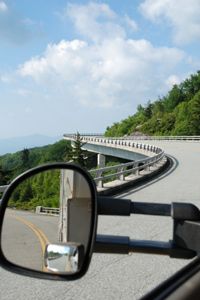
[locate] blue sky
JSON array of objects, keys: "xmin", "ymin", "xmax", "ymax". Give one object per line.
[{"xmin": 1, "ymin": 0, "xmax": 200, "ymax": 139}]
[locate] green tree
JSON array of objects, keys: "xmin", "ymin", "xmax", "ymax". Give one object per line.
[
  {"xmin": 164, "ymin": 85, "xmax": 184, "ymax": 112},
  {"xmin": 152, "ymin": 99, "xmax": 165, "ymax": 116},
  {"xmin": 0, "ymin": 165, "xmax": 11, "ymax": 185},
  {"xmin": 173, "ymin": 102, "xmax": 191, "ymax": 135},
  {"xmin": 66, "ymin": 132, "xmax": 88, "ymax": 167},
  {"xmin": 189, "ymin": 91, "xmax": 200, "ymax": 134},
  {"xmin": 144, "ymin": 101, "xmax": 153, "ymax": 118},
  {"xmin": 19, "ymin": 182, "xmax": 33, "ymax": 202},
  {"xmin": 181, "ymin": 71, "xmax": 200, "ymax": 100},
  {"xmin": 104, "ymin": 71, "xmax": 200, "ymax": 137},
  {"xmin": 20, "ymin": 148, "xmax": 30, "ymax": 172}
]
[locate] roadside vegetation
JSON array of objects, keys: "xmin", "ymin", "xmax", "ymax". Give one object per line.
[
  {"xmin": 105, "ymin": 71, "xmax": 200, "ymax": 137},
  {"xmin": 8, "ymin": 169, "xmax": 60, "ymax": 210},
  {"xmin": 0, "ymin": 140, "xmax": 71, "ymax": 185},
  {"xmin": 0, "ymin": 136, "xmax": 127, "ymax": 208}
]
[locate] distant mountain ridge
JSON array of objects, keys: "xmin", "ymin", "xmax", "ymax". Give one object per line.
[{"xmin": 0, "ymin": 134, "xmax": 61, "ymax": 155}]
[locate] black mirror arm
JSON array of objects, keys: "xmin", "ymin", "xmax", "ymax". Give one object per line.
[
  {"xmin": 94, "ymin": 235, "xmax": 195, "ymax": 259},
  {"xmin": 98, "ymin": 196, "xmax": 171, "ymax": 216},
  {"xmin": 98, "ymin": 197, "xmax": 200, "ymax": 219},
  {"xmin": 97, "ymin": 197, "xmax": 200, "ymax": 258}
]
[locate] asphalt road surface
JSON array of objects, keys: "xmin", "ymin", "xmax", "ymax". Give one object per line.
[
  {"xmin": 0, "ymin": 141, "xmax": 200, "ymax": 300},
  {"xmin": 1, "ymin": 209, "xmax": 59, "ymax": 271}
]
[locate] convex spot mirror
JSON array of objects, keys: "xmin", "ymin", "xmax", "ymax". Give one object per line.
[{"xmin": 0, "ymin": 163, "xmax": 97, "ymax": 280}]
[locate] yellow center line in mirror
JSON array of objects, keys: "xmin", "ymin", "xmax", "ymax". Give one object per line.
[{"xmin": 12, "ymin": 215, "xmax": 49, "ymax": 272}]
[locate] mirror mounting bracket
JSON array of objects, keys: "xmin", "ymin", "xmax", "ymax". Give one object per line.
[{"xmin": 97, "ymin": 198, "xmax": 200, "ymax": 258}]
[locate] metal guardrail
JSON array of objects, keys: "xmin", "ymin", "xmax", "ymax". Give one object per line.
[
  {"xmin": 64, "ymin": 134, "xmax": 200, "ymax": 141},
  {"xmin": 122, "ymin": 136, "xmax": 200, "ymax": 141},
  {"xmin": 3, "ymin": 135, "xmax": 196, "ymax": 196},
  {"xmin": 64, "ymin": 134, "xmax": 200, "ymax": 188},
  {"xmin": 36, "ymin": 206, "xmax": 59, "ymax": 215},
  {"xmin": 64, "ymin": 134, "xmax": 162, "ymax": 153},
  {"xmin": 90, "ymin": 152, "xmax": 165, "ymax": 188},
  {"xmin": 64, "ymin": 134, "xmax": 165, "ymax": 188}
]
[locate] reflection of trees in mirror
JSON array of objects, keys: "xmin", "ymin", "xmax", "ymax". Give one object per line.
[
  {"xmin": 0, "ymin": 164, "xmax": 12, "ymax": 185},
  {"xmin": 48, "ymin": 251, "xmax": 62, "ymax": 260},
  {"xmin": 8, "ymin": 170, "xmax": 60, "ymax": 210}
]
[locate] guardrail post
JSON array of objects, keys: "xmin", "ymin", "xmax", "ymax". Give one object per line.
[
  {"xmin": 136, "ymin": 164, "xmax": 140, "ymax": 175},
  {"xmin": 36, "ymin": 206, "xmax": 42, "ymax": 214},
  {"xmin": 96, "ymin": 169, "xmax": 103, "ymax": 188},
  {"xmin": 97, "ymin": 180, "xmax": 103, "ymax": 188},
  {"xmin": 97, "ymin": 154, "xmax": 106, "ymax": 168},
  {"xmin": 145, "ymin": 164, "xmax": 150, "ymax": 171},
  {"xmin": 117, "ymin": 166, "xmax": 125, "ymax": 181}
]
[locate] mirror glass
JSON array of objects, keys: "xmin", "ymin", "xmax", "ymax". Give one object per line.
[
  {"xmin": 44, "ymin": 243, "xmax": 84, "ymax": 273},
  {"xmin": 1, "ymin": 168, "xmax": 92, "ymax": 274}
]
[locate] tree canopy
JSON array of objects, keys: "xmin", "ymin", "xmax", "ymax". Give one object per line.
[
  {"xmin": 105, "ymin": 71, "xmax": 200, "ymax": 137},
  {"xmin": 66, "ymin": 132, "xmax": 88, "ymax": 168}
]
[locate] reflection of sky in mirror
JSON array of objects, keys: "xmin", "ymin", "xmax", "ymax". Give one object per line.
[{"xmin": 1, "ymin": 0, "xmax": 200, "ymax": 138}]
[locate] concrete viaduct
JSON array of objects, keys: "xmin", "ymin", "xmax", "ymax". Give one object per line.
[{"xmin": 1, "ymin": 135, "xmax": 200, "ymax": 300}]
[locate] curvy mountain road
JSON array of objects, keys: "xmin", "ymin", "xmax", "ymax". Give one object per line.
[{"xmin": 1, "ymin": 141, "xmax": 200, "ymax": 300}]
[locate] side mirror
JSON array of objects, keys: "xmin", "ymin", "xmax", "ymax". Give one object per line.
[{"xmin": 0, "ymin": 163, "xmax": 97, "ymax": 280}]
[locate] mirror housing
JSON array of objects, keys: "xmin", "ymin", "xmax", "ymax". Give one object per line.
[{"xmin": 0, "ymin": 163, "xmax": 97, "ymax": 281}]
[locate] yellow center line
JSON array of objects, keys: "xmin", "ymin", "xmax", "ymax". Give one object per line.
[{"xmin": 12, "ymin": 215, "xmax": 50, "ymax": 271}]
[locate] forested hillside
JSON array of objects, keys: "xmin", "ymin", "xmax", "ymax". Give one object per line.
[
  {"xmin": 0, "ymin": 140, "xmax": 71, "ymax": 185},
  {"xmin": 0, "ymin": 136, "xmax": 126, "ymax": 188},
  {"xmin": 105, "ymin": 71, "xmax": 200, "ymax": 137},
  {"xmin": 0, "ymin": 137, "xmax": 124, "ymax": 208},
  {"xmin": 0, "ymin": 138, "xmax": 97, "ymax": 208}
]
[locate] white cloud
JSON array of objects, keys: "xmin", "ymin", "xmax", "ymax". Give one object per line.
[
  {"xmin": 3, "ymin": 1, "xmax": 196, "ymax": 137},
  {"xmin": 140, "ymin": 0, "xmax": 200, "ymax": 45},
  {"xmin": 124, "ymin": 15, "xmax": 138, "ymax": 32},
  {"xmin": 19, "ymin": 39, "xmax": 88, "ymax": 81},
  {"xmin": 65, "ymin": 2, "xmax": 126, "ymax": 43},
  {"xmin": 18, "ymin": 2, "xmax": 185, "ymax": 110},
  {"xmin": 0, "ymin": 1, "xmax": 7, "ymax": 12},
  {"xmin": 18, "ymin": 35, "xmax": 185, "ymax": 108}
]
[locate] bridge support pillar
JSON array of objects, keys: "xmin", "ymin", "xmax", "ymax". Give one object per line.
[{"xmin": 97, "ymin": 154, "xmax": 106, "ymax": 168}]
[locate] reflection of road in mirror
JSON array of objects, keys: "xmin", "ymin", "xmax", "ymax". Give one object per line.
[
  {"xmin": 1, "ymin": 167, "xmax": 92, "ymax": 275},
  {"xmin": 2, "ymin": 209, "xmax": 59, "ymax": 271}
]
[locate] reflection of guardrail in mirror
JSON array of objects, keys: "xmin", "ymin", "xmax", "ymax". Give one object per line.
[
  {"xmin": 0, "ymin": 185, "xmax": 8, "ymax": 193},
  {"xmin": 35, "ymin": 206, "xmax": 60, "ymax": 215}
]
